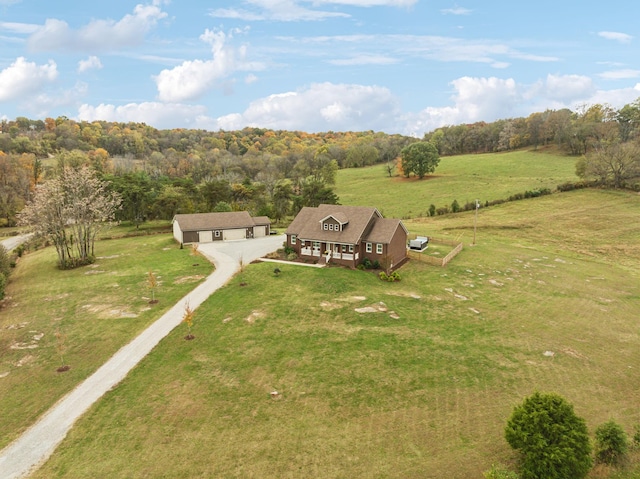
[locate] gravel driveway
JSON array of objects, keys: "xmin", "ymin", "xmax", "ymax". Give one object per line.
[
  {"xmin": 0, "ymin": 235, "xmax": 284, "ymax": 479},
  {"xmin": 0, "ymin": 234, "xmax": 32, "ymax": 252}
]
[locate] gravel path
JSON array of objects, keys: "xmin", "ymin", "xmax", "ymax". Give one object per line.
[
  {"xmin": 0, "ymin": 234, "xmax": 32, "ymax": 252},
  {"xmin": 0, "ymin": 235, "xmax": 284, "ymax": 479}
]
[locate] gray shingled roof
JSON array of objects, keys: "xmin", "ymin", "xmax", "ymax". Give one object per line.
[
  {"xmin": 286, "ymin": 204, "xmax": 403, "ymax": 244},
  {"xmin": 173, "ymin": 212, "xmax": 269, "ymax": 232},
  {"xmin": 365, "ymin": 218, "xmax": 407, "ymax": 244}
]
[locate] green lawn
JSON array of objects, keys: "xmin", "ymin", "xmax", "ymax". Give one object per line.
[
  {"xmin": 0, "ymin": 234, "xmax": 213, "ymax": 450},
  {"xmin": 336, "ymin": 149, "xmax": 579, "ymax": 219},
  {"xmin": 28, "ymin": 188, "xmax": 640, "ymax": 478}
]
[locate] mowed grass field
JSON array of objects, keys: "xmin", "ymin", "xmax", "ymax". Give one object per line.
[
  {"xmin": 28, "ymin": 184, "xmax": 640, "ymax": 477},
  {"xmin": 0, "ymin": 233, "xmax": 213, "ymax": 450},
  {"xmin": 336, "ymin": 149, "xmax": 579, "ymax": 219}
]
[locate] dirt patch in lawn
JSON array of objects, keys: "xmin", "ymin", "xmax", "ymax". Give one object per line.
[
  {"xmin": 81, "ymin": 304, "xmax": 138, "ymax": 319},
  {"xmin": 173, "ymin": 275, "xmax": 205, "ymax": 284}
]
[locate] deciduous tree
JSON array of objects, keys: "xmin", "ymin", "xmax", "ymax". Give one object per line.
[
  {"xmin": 576, "ymin": 141, "xmax": 640, "ymax": 188},
  {"xmin": 19, "ymin": 167, "xmax": 121, "ymax": 269},
  {"xmin": 400, "ymin": 141, "xmax": 440, "ymax": 179}
]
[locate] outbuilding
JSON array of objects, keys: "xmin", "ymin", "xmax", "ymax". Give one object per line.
[{"xmin": 172, "ymin": 212, "xmax": 271, "ymax": 245}]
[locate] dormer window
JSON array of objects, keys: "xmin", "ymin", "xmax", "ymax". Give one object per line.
[{"xmin": 323, "ymin": 223, "xmax": 328, "ymax": 230}]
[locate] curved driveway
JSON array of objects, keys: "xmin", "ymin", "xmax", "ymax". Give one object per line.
[
  {"xmin": 0, "ymin": 235, "xmax": 284, "ymax": 479},
  {"xmin": 0, "ymin": 234, "xmax": 32, "ymax": 252}
]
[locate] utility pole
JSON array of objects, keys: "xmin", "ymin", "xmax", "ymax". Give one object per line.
[{"xmin": 473, "ymin": 199, "xmax": 479, "ymax": 245}]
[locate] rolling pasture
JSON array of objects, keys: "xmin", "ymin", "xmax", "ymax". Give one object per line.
[{"xmin": 4, "ymin": 150, "xmax": 640, "ymax": 478}]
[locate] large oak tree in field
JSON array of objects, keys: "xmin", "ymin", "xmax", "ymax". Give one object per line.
[
  {"xmin": 19, "ymin": 167, "xmax": 121, "ymax": 269},
  {"xmin": 400, "ymin": 141, "xmax": 440, "ymax": 179}
]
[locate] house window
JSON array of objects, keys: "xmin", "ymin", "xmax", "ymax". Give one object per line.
[
  {"xmin": 291, "ymin": 235, "xmax": 296, "ymax": 245},
  {"xmin": 366, "ymin": 242, "xmax": 372, "ymax": 253},
  {"xmin": 341, "ymin": 245, "xmax": 347, "ymax": 252},
  {"xmin": 349, "ymin": 245, "xmax": 354, "ymax": 253},
  {"xmin": 376, "ymin": 244, "xmax": 383, "ymax": 254},
  {"xmin": 329, "ymin": 224, "xmax": 333, "ymax": 231},
  {"xmin": 214, "ymin": 230, "xmax": 220, "ymax": 238},
  {"xmin": 323, "ymin": 223, "xmax": 328, "ymax": 230},
  {"xmin": 313, "ymin": 241, "xmax": 321, "ymax": 249}
]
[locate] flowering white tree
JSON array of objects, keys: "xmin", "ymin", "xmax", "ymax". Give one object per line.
[{"xmin": 19, "ymin": 167, "xmax": 121, "ymax": 269}]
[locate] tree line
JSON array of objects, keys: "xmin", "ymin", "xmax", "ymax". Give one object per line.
[
  {"xmin": 2, "ymin": 97, "xmax": 640, "ymax": 226},
  {"xmin": 0, "ymin": 121, "xmax": 415, "ymax": 227},
  {"xmin": 424, "ymin": 99, "xmax": 640, "ymax": 156}
]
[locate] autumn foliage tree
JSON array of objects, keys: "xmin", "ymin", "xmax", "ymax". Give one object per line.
[
  {"xmin": 183, "ymin": 302, "xmax": 195, "ymax": 340},
  {"xmin": 19, "ymin": 167, "xmax": 121, "ymax": 269}
]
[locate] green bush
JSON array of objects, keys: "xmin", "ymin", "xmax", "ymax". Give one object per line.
[
  {"xmin": 595, "ymin": 420, "xmax": 628, "ymax": 465},
  {"xmin": 505, "ymin": 392, "xmax": 592, "ymax": 479},
  {"xmin": 378, "ymin": 271, "xmax": 401, "ymax": 282},
  {"xmin": 0, "ymin": 245, "xmax": 10, "ymax": 278},
  {"xmin": 286, "ymin": 252, "xmax": 297, "ymax": 261},
  {"xmin": 483, "ymin": 464, "xmax": 520, "ymax": 479},
  {"xmin": 0, "ymin": 273, "xmax": 6, "ymax": 301}
]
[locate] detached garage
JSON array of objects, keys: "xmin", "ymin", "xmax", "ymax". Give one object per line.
[{"xmin": 172, "ymin": 212, "xmax": 271, "ymax": 245}]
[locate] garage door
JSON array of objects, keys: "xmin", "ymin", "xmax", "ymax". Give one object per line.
[
  {"xmin": 198, "ymin": 231, "xmax": 213, "ymax": 243},
  {"xmin": 253, "ymin": 226, "xmax": 266, "ymax": 237},
  {"xmin": 223, "ymin": 228, "xmax": 246, "ymax": 241}
]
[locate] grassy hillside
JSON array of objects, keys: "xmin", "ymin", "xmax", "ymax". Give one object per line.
[
  {"xmin": 30, "ymin": 188, "xmax": 640, "ymax": 478},
  {"xmin": 0, "ymin": 234, "xmax": 212, "ymax": 449},
  {"xmin": 336, "ymin": 149, "xmax": 579, "ymax": 218}
]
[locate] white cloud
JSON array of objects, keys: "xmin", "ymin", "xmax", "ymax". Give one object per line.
[
  {"xmin": 0, "ymin": 21, "xmax": 39, "ymax": 34},
  {"xmin": 212, "ymin": 82, "xmax": 401, "ymax": 132},
  {"xmin": 0, "ymin": 57, "xmax": 58, "ymax": 102},
  {"xmin": 27, "ymin": 3, "xmax": 167, "ymax": 52},
  {"xmin": 403, "ymin": 74, "xmax": 640, "ymax": 137},
  {"xmin": 316, "ymin": 0, "xmax": 417, "ymax": 5},
  {"xmin": 77, "ymin": 102, "xmax": 209, "ymax": 129},
  {"xmin": 292, "ymin": 34, "xmax": 559, "ymax": 66},
  {"xmin": 598, "ymin": 69, "xmax": 640, "ymax": 80},
  {"xmin": 73, "ymin": 77, "xmax": 640, "ymax": 136},
  {"xmin": 77, "ymin": 56, "xmax": 103, "ymax": 73},
  {"xmin": 328, "ymin": 54, "xmax": 398, "ymax": 65},
  {"xmin": 154, "ymin": 28, "xmax": 264, "ymax": 102},
  {"xmin": 598, "ymin": 31, "xmax": 633, "ymax": 44},
  {"xmin": 210, "ymin": 1, "xmax": 349, "ymax": 22},
  {"xmin": 27, "ymin": 82, "xmax": 88, "ymax": 117},
  {"xmin": 245, "ymin": 73, "xmax": 258, "ymax": 84},
  {"xmin": 535, "ymin": 74, "xmax": 595, "ymax": 102},
  {"xmin": 441, "ymin": 7, "xmax": 472, "ymax": 15}
]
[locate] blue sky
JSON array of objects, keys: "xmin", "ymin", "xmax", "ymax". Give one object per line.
[{"xmin": 1, "ymin": 0, "xmax": 639, "ymax": 135}]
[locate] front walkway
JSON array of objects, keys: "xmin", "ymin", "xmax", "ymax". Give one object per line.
[{"xmin": 0, "ymin": 235, "xmax": 284, "ymax": 479}]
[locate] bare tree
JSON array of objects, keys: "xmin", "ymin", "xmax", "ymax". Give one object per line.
[
  {"xmin": 577, "ymin": 141, "xmax": 640, "ymax": 188},
  {"xmin": 19, "ymin": 167, "xmax": 121, "ymax": 268}
]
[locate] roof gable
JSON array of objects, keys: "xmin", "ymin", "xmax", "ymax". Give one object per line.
[{"xmin": 286, "ymin": 204, "xmax": 385, "ymax": 244}]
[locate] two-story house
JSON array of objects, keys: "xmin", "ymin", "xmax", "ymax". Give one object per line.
[{"xmin": 285, "ymin": 204, "xmax": 407, "ymax": 271}]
